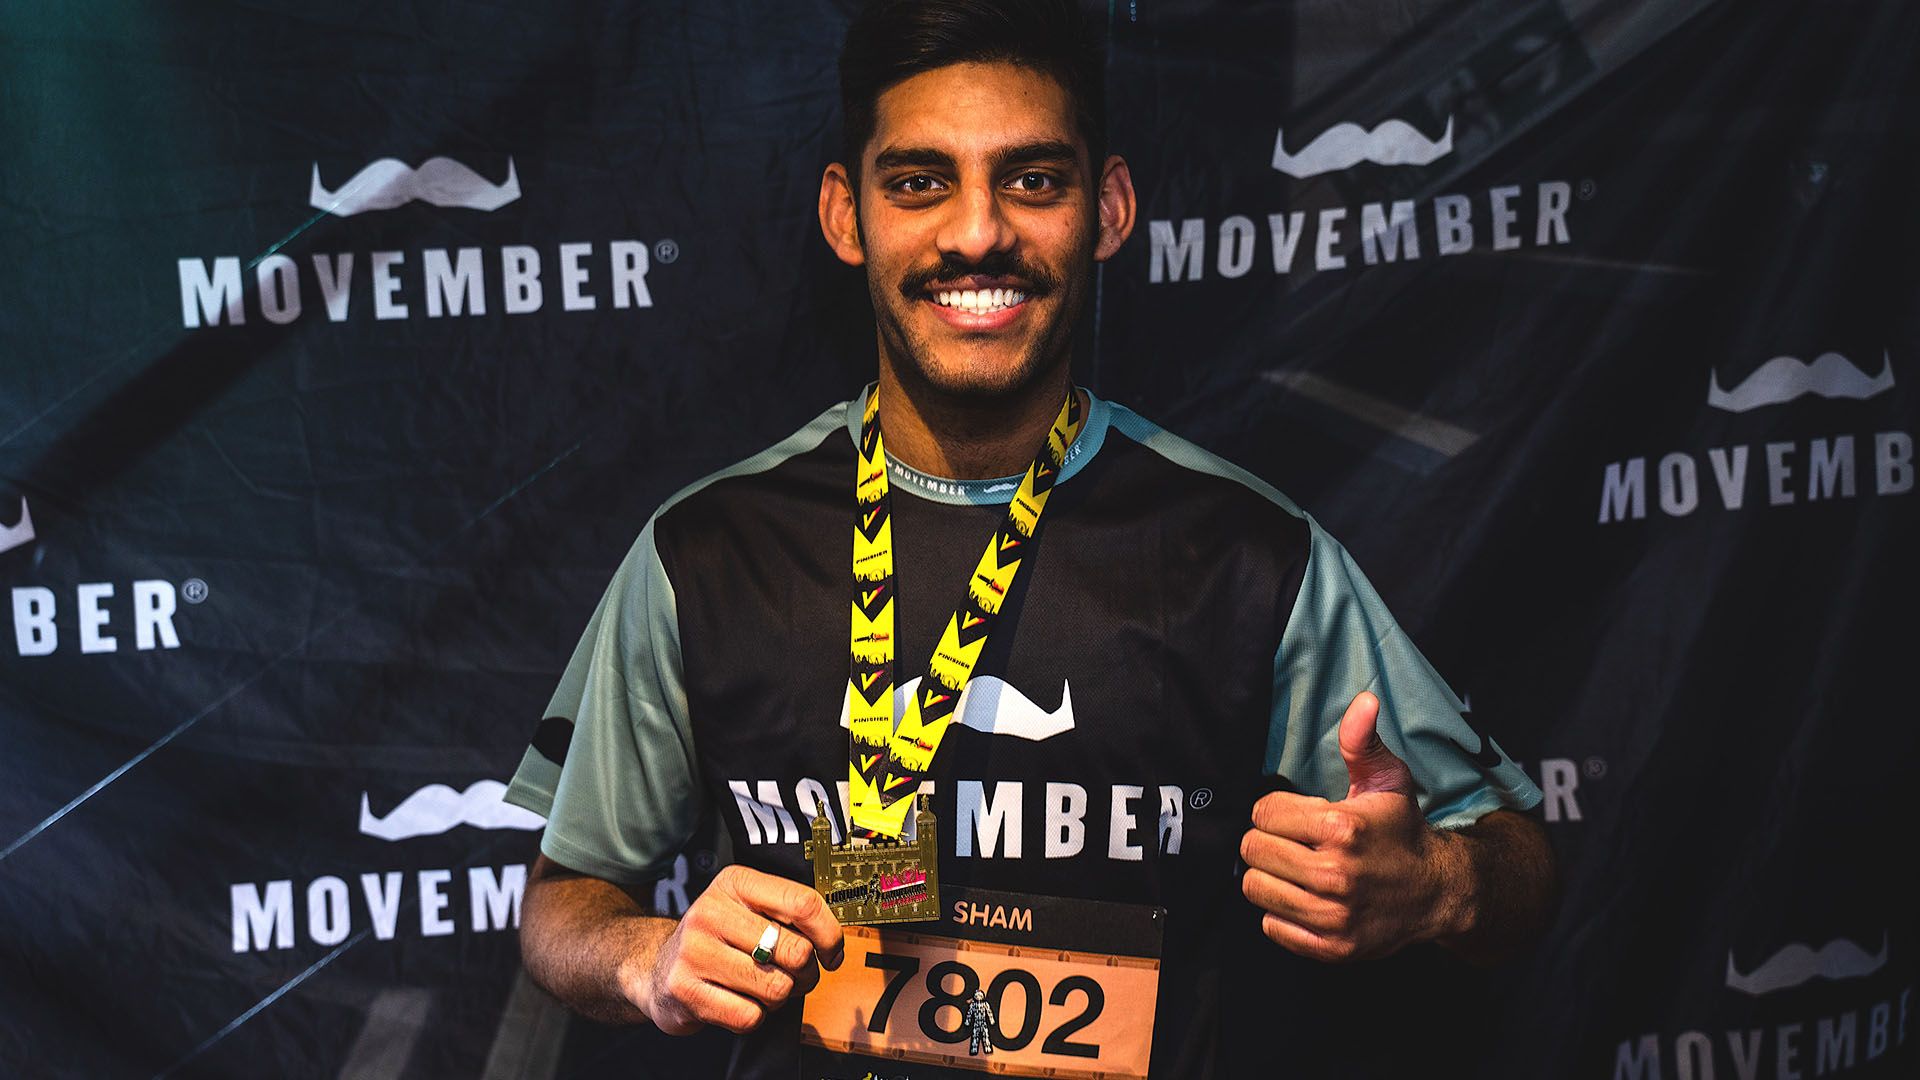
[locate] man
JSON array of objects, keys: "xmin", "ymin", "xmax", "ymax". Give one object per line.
[{"xmin": 505, "ymin": 2, "xmax": 1554, "ymax": 1077}]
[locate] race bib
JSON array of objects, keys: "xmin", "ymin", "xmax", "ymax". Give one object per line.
[{"xmin": 799, "ymin": 886, "xmax": 1164, "ymax": 1079}]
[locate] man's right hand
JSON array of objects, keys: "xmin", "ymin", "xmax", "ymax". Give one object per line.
[{"xmin": 628, "ymin": 864, "xmax": 846, "ymax": 1035}]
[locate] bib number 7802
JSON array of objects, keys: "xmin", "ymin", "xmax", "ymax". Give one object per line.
[
  {"xmin": 800, "ymin": 922, "xmax": 1160, "ymax": 1078},
  {"xmin": 865, "ymin": 950, "xmax": 1104, "ymax": 1056}
]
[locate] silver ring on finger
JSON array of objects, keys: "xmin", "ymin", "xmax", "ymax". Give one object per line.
[{"xmin": 751, "ymin": 922, "xmax": 778, "ymax": 965}]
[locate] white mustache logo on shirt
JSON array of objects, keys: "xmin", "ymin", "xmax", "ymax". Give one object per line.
[
  {"xmin": 1725, "ymin": 934, "xmax": 1888, "ymax": 996},
  {"xmin": 0, "ymin": 498, "xmax": 33, "ymax": 556},
  {"xmin": 1706, "ymin": 351, "xmax": 1894, "ymax": 413},
  {"xmin": 838, "ymin": 675, "xmax": 1076, "ymax": 741},
  {"xmin": 309, "ymin": 156, "xmax": 522, "ymax": 217},
  {"xmin": 1272, "ymin": 117, "xmax": 1455, "ymax": 179},
  {"xmin": 357, "ymin": 779, "xmax": 545, "ymax": 841}
]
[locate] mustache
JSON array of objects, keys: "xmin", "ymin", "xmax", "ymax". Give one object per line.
[
  {"xmin": 0, "ymin": 497, "xmax": 32, "ymax": 555},
  {"xmin": 1725, "ymin": 934, "xmax": 1889, "ymax": 996},
  {"xmin": 310, "ymin": 156, "xmax": 522, "ymax": 217},
  {"xmin": 839, "ymin": 675, "xmax": 1074, "ymax": 741},
  {"xmin": 1707, "ymin": 350, "xmax": 1895, "ymax": 412},
  {"xmin": 358, "ymin": 779, "xmax": 545, "ymax": 841},
  {"xmin": 1272, "ymin": 117, "xmax": 1455, "ymax": 179},
  {"xmin": 897, "ymin": 251, "xmax": 1059, "ymax": 300}
]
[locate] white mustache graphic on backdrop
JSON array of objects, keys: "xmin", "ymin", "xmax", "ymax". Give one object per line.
[
  {"xmin": 1706, "ymin": 351, "xmax": 1895, "ymax": 412},
  {"xmin": 838, "ymin": 675, "xmax": 1076, "ymax": 742},
  {"xmin": 309, "ymin": 156, "xmax": 522, "ymax": 217},
  {"xmin": 1725, "ymin": 934, "xmax": 1889, "ymax": 996},
  {"xmin": 0, "ymin": 498, "xmax": 32, "ymax": 556},
  {"xmin": 1272, "ymin": 117, "xmax": 1454, "ymax": 178},
  {"xmin": 358, "ymin": 779, "xmax": 545, "ymax": 841}
]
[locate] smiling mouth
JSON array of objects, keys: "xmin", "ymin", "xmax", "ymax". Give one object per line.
[{"xmin": 927, "ymin": 287, "xmax": 1029, "ymax": 316}]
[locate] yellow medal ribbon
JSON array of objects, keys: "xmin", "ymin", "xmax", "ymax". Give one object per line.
[{"xmin": 847, "ymin": 388, "xmax": 1083, "ymax": 837}]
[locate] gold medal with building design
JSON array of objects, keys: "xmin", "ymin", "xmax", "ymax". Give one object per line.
[{"xmin": 805, "ymin": 795, "xmax": 941, "ymax": 924}]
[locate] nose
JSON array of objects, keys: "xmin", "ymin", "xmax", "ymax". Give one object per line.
[{"xmin": 935, "ymin": 178, "xmax": 1016, "ymax": 265}]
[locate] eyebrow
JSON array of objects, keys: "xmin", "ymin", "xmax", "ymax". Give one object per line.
[{"xmin": 870, "ymin": 139, "xmax": 1081, "ymax": 176}]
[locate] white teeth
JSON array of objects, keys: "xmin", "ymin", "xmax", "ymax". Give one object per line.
[{"xmin": 931, "ymin": 287, "xmax": 1028, "ymax": 315}]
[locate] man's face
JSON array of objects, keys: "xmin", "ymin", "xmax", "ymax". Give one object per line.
[{"xmin": 837, "ymin": 61, "xmax": 1117, "ymax": 400}]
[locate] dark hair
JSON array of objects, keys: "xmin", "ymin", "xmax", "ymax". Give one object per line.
[{"xmin": 838, "ymin": 0, "xmax": 1107, "ymax": 180}]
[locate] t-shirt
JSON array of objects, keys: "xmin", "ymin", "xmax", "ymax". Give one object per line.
[{"xmin": 505, "ymin": 387, "xmax": 1543, "ymax": 1078}]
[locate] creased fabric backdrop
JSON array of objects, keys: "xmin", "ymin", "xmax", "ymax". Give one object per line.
[{"xmin": 2, "ymin": 1, "xmax": 1914, "ymax": 1077}]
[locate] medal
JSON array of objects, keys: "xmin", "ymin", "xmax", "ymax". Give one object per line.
[
  {"xmin": 804, "ymin": 795, "xmax": 941, "ymax": 925},
  {"xmin": 815, "ymin": 387, "xmax": 1084, "ymax": 924}
]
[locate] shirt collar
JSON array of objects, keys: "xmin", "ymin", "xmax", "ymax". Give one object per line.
[{"xmin": 841, "ymin": 382, "xmax": 1111, "ymax": 506}]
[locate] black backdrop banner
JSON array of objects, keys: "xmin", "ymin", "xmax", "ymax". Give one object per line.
[{"xmin": 2, "ymin": 2, "xmax": 1914, "ymax": 1077}]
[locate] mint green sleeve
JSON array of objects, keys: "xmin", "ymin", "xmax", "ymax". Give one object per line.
[
  {"xmin": 503, "ymin": 519, "xmax": 703, "ymax": 883},
  {"xmin": 1267, "ymin": 518, "xmax": 1541, "ymax": 827}
]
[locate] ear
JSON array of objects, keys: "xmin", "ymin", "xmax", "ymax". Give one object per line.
[
  {"xmin": 819, "ymin": 162, "xmax": 865, "ymax": 267},
  {"xmin": 1093, "ymin": 154, "xmax": 1136, "ymax": 263}
]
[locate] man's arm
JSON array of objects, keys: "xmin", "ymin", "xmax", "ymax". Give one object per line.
[
  {"xmin": 1425, "ymin": 807, "xmax": 1557, "ymax": 964},
  {"xmin": 519, "ymin": 855, "xmax": 668, "ymax": 1025},
  {"xmin": 1240, "ymin": 691, "xmax": 1557, "ymax": 966},
  {"xmin": 520, "ymin": 853, "xmax": 846, "ymax": 1033}
]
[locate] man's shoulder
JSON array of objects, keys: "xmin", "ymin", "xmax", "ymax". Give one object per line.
[
  {"xmin": 613, "ymin": 395, "xmax": 856, "ymax": 603},
  {"xmin": 1096, "ymin": 399, "xmax": 1310, "ymax": 522},
  {"xmin": 653, "ymin": 397, "xmax": 854, "ymax": 524}
]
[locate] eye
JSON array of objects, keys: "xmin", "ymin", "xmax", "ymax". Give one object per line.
[
  {"xmin": 1010, "ymin": 171, "xmax": 1056, "ymax": 193},
  {"xmin": 893, "ymin": 174, "xmax": 944, "ymax": 196}
]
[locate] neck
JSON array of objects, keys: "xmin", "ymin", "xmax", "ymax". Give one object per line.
[{"xmin": 876, "ymin": 363, "xmax": 1080, "ymax": 480}]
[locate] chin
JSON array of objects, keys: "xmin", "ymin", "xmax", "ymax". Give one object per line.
[
  {"xmin": 904, "ymin": 352, "xmax": 1057, "ymax": 402},
  {"xmin": 872, "ymin": 289, "xmax": 1079, "ymax": 404},
  {"xmin": 883, "ymin": 320, "xmax": 1070, "ymax": 403}
]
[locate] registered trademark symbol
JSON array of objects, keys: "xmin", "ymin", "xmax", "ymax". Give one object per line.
[
  {"xmin": 1189, "ymin": 788, "xmax": 1214, "ymax": 810},
  {"xmin": 1577, "ymin": 178, "xmax": 1597, "ymax": 201},
  {"xmin": 181, "ymin": 578, "xmax": 209, "ymax": 604},
  {"xmin": 1584, "ymin": 756, "xmax": 1607, "ymax": 779},
  {"xmin": 654, "ymin": 238, "xmax": 680, "ymax": 264},
  {"xmin": 694, "ymin": 850, "xmax": 716, "ymax": 871}
]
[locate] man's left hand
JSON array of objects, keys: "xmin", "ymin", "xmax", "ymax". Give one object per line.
[{"xmin": 1238, "ymin": 690, "xmax": 1465, "ymax": 962}]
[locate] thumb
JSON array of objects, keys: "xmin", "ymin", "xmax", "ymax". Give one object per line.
[{"xmin": 1338, "ymin": 691, "xmax": 1415, "ymax": 799}]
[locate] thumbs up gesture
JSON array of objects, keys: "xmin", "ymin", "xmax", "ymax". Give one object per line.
[{"xmin": 1239, "ymin": 691, "xmax": 1467, "ymax": 962}]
